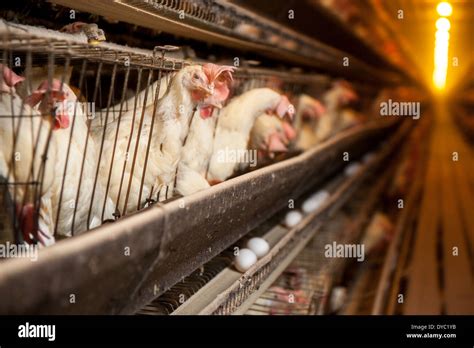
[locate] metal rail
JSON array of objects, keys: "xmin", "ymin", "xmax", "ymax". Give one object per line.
[
  {"xmin": 371, "ymin": 118, "xmax": 431, "ymax": 314},
  {"xmin": 454, "ymin": 105, "xmax": 474, "ymax": 143},
  {"xmin": 0, "ymin": 20, "xmax": 332, "ymax": 88},
  {"xmin": 0, "ymin": 21, "xmax": 184, "ymax": 70},
  {"xmin": 50, "ymin": 0, "xmax": 403, "ymax": 84}
]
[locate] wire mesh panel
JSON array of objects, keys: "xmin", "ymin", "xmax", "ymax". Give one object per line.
[
  {"xmin": 245, "ymin": 269, "xmax": 331, "ymax": 315},
  {"xmin": 0, "ymin": 21, "xmax": 181, "ymax": 247}
]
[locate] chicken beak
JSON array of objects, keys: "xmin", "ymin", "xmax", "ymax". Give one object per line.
[
  {"xmin": 276, "ymin": 96, "xmax": 294, "ymax": 120},
  {"xmin": 207, "ymin": 100, "xmax": 223, "ymax": 109},
  {"xmin": 198, "ymin": 84, "xmax": 214, "ymax": 97}
]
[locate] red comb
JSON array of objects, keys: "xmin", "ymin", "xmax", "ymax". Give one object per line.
[
  {"xmin": 200, "ymin": 64, "xmax": 235, "ymax": 113},
  {"xmin": 25, "ymin": 79, "xmax": 68, "ymax": 107},
  {"xmin": 202, "ymin": 63, "xmax": 235, "ymax": 84}
]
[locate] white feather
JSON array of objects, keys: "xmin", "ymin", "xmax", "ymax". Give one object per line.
[
  {"xmin": 175, "ymin": 109, "xmax": 216, "ymax": 196},
  {"xmin": 207, "ymin": 88, "xmax": 283, "ymax": 182},
  {"xmin": 92, "ymin": 66, "xmax": 203, "ymax": 214}
]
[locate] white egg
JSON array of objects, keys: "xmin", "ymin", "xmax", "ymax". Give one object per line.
[
  {"xmin": 344, "ymin": 162, "xmax": 361, "ymax": 177},
  {"xmin": 235, "ymin": 248, "xmax": 258, "ymax": 272},
  {"xmin": 284, "ymin": 210, "xmax": 303, "ymax": 227},
  {"xmin": 329, "ymin": 286, "xmax": 347, "ymax": 312},
  {"xmin": 302, "ymin": 190, "xmax": 330, "ymax": 213},
  {"xmin": 302, "ymin": 197, "xmax": 319, "ymax": 214},
  {"xmin": 246, "ymin": 237, "xmax": 270, "ymax": 258},
  {"xmin": 362, "ymin": 152, "xmax": 375, "ymax": 164},
  {"xmin": 312, "ymin": 190, "xmax": 330, "ymax": 202}
]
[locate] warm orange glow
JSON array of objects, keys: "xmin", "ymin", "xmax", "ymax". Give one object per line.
[{"xmin": 432, "ymin": 5, "xmax": 452, "ymax": 91}]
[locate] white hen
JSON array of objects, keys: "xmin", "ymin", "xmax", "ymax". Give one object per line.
[
  {"xmin": 92, "ymin": 73, "xmax": 173, "ymax": 128},
  {"xmin": 293, "ymin": 94, "xmax": 326, "ymax": 150},
  {"xmin": 207, "ymin": 88, "xmax": 294, "ymax": 183},
  {"xmin": 316, "ymin": 81, "xmax": 359, "ymax": 142},
  {"xmin": 26, "ymin": 78, "xmax": 115, "ymax": 237},
  {"xmin": 92, "ymin": 64, "xmax": 230, "ymax": 215},
  {"xmin": 0, "ymin": 65, "xmax": 59, "ymax": 246},
  {"xmin": 175, "ymin": 65, "xmax": 234, "ymax": 196},
  {"xmin": 249, "ymin": 113, "xmax": 296, "ymax": 160}
]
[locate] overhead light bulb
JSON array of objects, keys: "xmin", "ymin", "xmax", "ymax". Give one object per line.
[
  {"xmin": 437, "ymin": 2, "xmax": 453, "ymax": 17},
  {"xmin": 436, "ymin": 17, "xmax": 451, "ymax": 31}
]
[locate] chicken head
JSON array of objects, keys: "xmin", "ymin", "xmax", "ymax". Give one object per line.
[
  {"xmin": 0, "ymin": 64, "xmax": 25, "ymax": 93},
  {"xmin": 302, "ymin": 98, "xmax": 326, "ymax": 120},
  {"xmin": 16, "ymin": 203, "xmax": 53, "ymax": 246},
  {"xmin": 182, "ymin": 65, "xmax": 216, "ymax": 104},
  {"xmin": 26, "ymin": 79, "xmax": 70, "ymax": 130},
  {"xmin": 266, "ymin": 132, "xmax": 288, "ymax": 155},
  {"xmin": 199, "ymin": 63, "xmax": 235, "ymax": 119},
  {"xmin": 333, "ymin": 80, "xmax": 359, "ymax": 105},
  {"xmin": 262, "ymin": 119, "xmax": 296, "ymax": 158}
]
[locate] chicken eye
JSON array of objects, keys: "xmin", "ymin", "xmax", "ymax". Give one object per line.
[
  {"xmin": 193, "ymin": 73, "xmax": 200, "ymax": 80},
  {"xmin": 50, "ymin": 105, "xmax": 58, "ymax": 117}
]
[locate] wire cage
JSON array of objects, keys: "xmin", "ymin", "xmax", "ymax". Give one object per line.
[
  {"xmin": 245, "ymin": 268, "xmax": 331, "ymax": 315},
  {"xmin": 0, "ymin": 20, "xmax": 334, "ymax": 250},
  {"xmin": 0, "ymin": 21, "xmax": 184, "ymax": 246}
]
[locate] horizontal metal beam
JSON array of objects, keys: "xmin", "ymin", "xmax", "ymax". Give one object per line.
[{"xmin": 50, "ymin": 0, "xmax": 402, "ymax": 84}]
